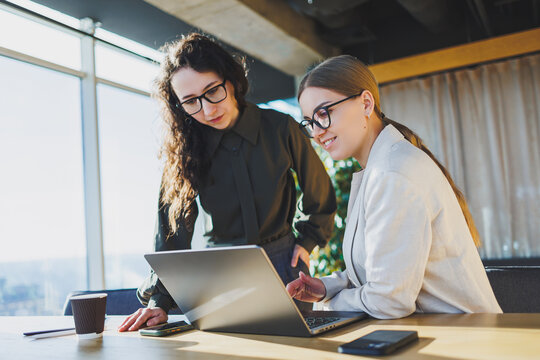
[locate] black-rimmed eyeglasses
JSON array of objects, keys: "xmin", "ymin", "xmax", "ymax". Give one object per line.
[
  {"xmin": 180, "ymin": 79, "xmax": 228, "ymax": 115},
  {"xmin": 299, "ymin": 91, "xmax": 363, "ymax": 138}
]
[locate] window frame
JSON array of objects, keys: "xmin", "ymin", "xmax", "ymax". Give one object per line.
[{"xmin": 0, "ymin": 2, "xmax": 158, "ymax": 292}]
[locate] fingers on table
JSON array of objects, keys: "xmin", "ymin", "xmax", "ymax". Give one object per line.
[
  {"xmin": 146, "ymin": 311, "xmax": 167, "ymax": 326},
  {"xmin": 129, "ymin": 308, "xmax": 158, "ymax": 330},
  {"xmin": 118, "ymin": 308, "xmax": 145, "ymax": 332}
]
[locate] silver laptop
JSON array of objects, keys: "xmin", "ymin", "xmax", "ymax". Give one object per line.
[{"xmin": 144, "ymin": 245, "xmax": 367, "ymax": 337}]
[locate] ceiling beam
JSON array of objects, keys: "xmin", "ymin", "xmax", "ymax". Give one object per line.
[
  {"xmin": 143, "ymin": 0, "xmax": 339, "ymax": 76},
  {"xmin": 370, "ymin": 27, "xmax": 540, "ymax": 84}
]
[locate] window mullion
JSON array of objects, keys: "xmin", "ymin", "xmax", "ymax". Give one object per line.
[{"xmin": 80, "ymin": 26, "xmax": 105, "ymax": 290}]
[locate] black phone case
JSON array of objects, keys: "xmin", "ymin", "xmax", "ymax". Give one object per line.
[
  {"xmin": 139, "ymin": 321, "xmax": 194, "ymax": 337},
  {"xmin": 338, "ymin": 330, "xmax": 418, "ymax": 355}
]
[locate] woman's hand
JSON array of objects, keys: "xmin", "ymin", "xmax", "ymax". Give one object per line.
[
  {"xmin": 117, "ymin": 307, "xmax": 168, "ymax": 332},
  {"xmin": 286, "ymin": 271, "xmax": 326, "ymax": 303},
  {"xmin": 290, "ymin": 244, "xmax": 310, "ymax": 268}
]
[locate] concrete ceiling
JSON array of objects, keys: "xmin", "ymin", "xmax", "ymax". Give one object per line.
[
  {"xmin": 144, "ymin": 0, "xmax": 340, "ymax": 76},
  {"xmin": 144, "ymin": 0, "xmax": 539, "ymax": 75}
]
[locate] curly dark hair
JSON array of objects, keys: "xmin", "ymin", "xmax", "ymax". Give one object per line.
[{"xmin": 154, "ymin": 33, "xmax": 249, "ymax": 234}]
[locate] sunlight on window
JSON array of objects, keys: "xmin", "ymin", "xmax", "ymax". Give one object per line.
[
  {"xmin": 0, "ymin": 3, "xmax": 81, "ymax": 69},
  {"xmin": 0, "ymin": 56, "xmax": 86, "ymax": 315},
  {"xmin": 95, "ymin": 42, "xmax": 160, "ymax": 93},
  {"xmin": 97, "ymin": 84, "xmax": 163, "ymax": 288},
  {"xmin": 0, "ymin": 0, "xmax": 168, "ymax": 312},
  {"xmin": 95, "ymin": 28, "xmax": 163, "ymax": 63},
  {"xmin": 5, "ymin": 0, "xmax": 80, "ymax": 28},
  {"xmin": 258, "ymin": 98, "xmax": 302, "ymax": 122},
  {"xmin": 0, "ymin": 57, "xmax": 86, "ymax": 261}
]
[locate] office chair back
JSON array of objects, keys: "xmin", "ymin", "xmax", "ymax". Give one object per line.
[
  {"xmin": 63, "ymin": 288, "xmax": 183, "ymax": 315},
  {"xmin": 63, "ymin": 288, "xmax": 142, "ymax": 315},
  {"xmin": 485, "ymin": 266, "xmax": 540, "ymax": 313}
]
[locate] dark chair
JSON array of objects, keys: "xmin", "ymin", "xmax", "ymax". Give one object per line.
[
  {"xmin": 63, "ymin": 288, "xmax": 142, "ymax": 315},
  {"xmin": 483, "ymin": 257, "xmax": 540, "ymax": 266},
  {"xmin": 63, "ymin": 288, "xmax": 183, "ymax": 315},
  {"xmin": 484, "ymin": 266, "xmax": 540, "ymax": 313}
]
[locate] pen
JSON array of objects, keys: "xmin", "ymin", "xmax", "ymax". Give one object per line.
[{"xmin": 23, "ymin": 328, "xmax": 76, "ymax": 339}]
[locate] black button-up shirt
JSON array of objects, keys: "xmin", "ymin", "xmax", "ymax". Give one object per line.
[{"xmin": 138, "ymin": 103, "xmax": 337, "ymax": 312}]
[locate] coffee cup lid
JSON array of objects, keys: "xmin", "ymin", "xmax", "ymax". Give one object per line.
[{"xmin": 70, "ymin": 293, "xmax": 108, "ymax": 300}]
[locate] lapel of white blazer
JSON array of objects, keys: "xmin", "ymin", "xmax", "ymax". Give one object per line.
[
  {"xmin": 342, "ymin": 171, "xmax": 365, "ymax": 287},
  {"xmin": 342, "ymin": 125, "xmax": 405, "ymax": 287}
]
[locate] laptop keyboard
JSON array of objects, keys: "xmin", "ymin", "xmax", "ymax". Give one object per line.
[{"xmin": 304, "ymin": 316, "xmax": 341, "ymax": 329}]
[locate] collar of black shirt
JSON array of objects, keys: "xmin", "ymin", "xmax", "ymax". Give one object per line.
[{"xmin": 205, "ymin": 102, "xmax": 261, "ymax": 157}]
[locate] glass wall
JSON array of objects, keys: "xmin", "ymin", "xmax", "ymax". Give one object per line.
[
  {"xmin": 0, "ymin": 2, "xmax": 161, "ymax": 314},
  {"xmin": 97, "ymin": 84, "xmax": 162, "ymax": 289},
  {"xmin": 0, "ymin": 6, "xmax": 81, "ymax": 69},
  {"xmin": 0, "ymin": 56, "xmax": 86, "ymax": 315},
  {"xmin": 95, "ymin": 43, "xmax": 158, "ymax": 93}
]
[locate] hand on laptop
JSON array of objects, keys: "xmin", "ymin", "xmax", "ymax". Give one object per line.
[
  {"xmin": 291, "ymin": 244, "xmax": 310, "ymax": 268},
  {"xmin": 117, "ymin": 307, "xmax": 168, "ymax": 332},
  {"xmin": 286, "ymin": 271, "xmax": 326, "ymax": 302}
]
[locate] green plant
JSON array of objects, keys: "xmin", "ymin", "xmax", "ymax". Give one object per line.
[{"xmin": 309, "ymin": 144, "xmax": 362, "ymax": 277}]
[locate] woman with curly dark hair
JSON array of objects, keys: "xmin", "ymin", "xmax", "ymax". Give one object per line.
[{"xmin": 118, "ymin": 33, "xmax": 336, "ymax": 331}]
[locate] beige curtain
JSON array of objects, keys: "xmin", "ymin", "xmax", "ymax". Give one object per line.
[{"xmin": 380, "ymin": 53, "xmax": 540, "ymax": 259}]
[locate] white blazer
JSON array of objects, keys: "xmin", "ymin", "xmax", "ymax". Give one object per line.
[{"xmin": 318, "ymin": 125, "xmax": 502, "ymax": 318}]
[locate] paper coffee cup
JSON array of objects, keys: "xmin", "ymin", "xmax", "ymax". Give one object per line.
[{"xmin": 70, "ymin": 293, "xmax": 107, "ymax": 339}]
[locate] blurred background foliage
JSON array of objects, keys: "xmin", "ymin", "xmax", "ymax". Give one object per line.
[{"xmin": 302, "ymin": 143, "xmax": 362, "ymax": 277}]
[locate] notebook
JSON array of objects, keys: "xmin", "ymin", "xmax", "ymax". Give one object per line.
[{"xmin": 144, "ymin": 245, "xmax": 367, "ymax": 337}]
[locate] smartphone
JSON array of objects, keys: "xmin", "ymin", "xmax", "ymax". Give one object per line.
[
  {"xmin": 139, "ymin": 320, "xmax": 194, "ymax": 337},
  {"xmin": 338, "ymin": 330, "xmax": 418, "ymax": 355}
]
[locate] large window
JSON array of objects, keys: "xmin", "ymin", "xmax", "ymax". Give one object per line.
[
  {"xmin": 0, "ymin": 56, "xmax": 86, "ymax": 315},
  {"xmin": 98, "ymin": 84, "xmax": 162, "ymax": 289},
  {"xmin": 95, "ymin": 43, "xmax": 158, "ymax": 93},
  {"xmin": 0, "ymin": 2, "xmax": 162, "ymax": 314},
  {"xmin": 0, "ymin": 5, "xmax": 81, "ymax": 69}
]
